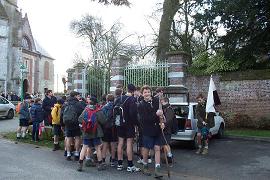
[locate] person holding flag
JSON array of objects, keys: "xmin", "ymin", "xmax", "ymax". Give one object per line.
[{"xmin": 196, "ymin": 76, "xmax": 221, "ymax": 155}]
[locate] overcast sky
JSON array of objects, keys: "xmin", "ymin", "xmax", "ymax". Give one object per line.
[{"xmin": 17, "ymin": 0, "xmax": 162, "ymax": 92}]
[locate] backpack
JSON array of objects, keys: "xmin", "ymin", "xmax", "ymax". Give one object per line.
[
  {"xmin": 82, "ymin": 107, "xmax": 100, "ymax": 133},
  {"xmin": 63, "ymin": 104, "xmax": 77, "ymax": 127},
  {"xmin": 113, "ymin": 96, "xmax": 130, "ymax": 127}
]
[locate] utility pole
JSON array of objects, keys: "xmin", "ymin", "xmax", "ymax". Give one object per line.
[{"xmin": 56, "ymin": 74, "xmax": 59, "ymax": 93}]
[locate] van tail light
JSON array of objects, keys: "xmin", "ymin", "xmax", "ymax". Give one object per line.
[{"xmin": 185, "ymin": 119, "xmax": 192, "ymax": 130}]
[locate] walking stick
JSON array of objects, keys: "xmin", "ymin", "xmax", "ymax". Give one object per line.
[{"xmin": 158, "ymin": 95, "xmax": 171, "ymax": 178}]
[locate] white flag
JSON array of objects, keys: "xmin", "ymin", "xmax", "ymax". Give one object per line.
[{"xmin": 206, "ymin": 76, "xmax": 221, "ymax": 113}]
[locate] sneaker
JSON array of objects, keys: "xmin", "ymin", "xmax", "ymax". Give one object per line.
[
  {"xmin": 64, "ymin": 151, "xmax": 67, "ymax": 157},
  {"xmin": 148, "ymin": 158, "xmax": 152, "ymax": 164},
  {"xmin": 195, "ymin": 148, "xmax": 202, "ymax": 154},
  {"xmin": 110, "ymin": 159, "xmax": 117, "ymax": 167},
  {"xmin": 77, "ymin": 162, "xmax": 83, "ymax": 172},
  {"xmin": 201, "ymin": 148, "xmax": 208, "ymax": 155},
  {"xmin": 154, "ymin": 166, "xmax": 163, "ymax": 178},
  {"xmin": 137, "ymin": 158, "xmax": 143, "ymax": 164},
  {"xmin": 85, "ymin": 159, "xmax": 96, "ymax": 167},
  {"xmin": 142, "ymin": 164, "xmax": 151, "ymax": 176},
  {"xmin": 97, "ymin": 163, "xmax": 106, "ymax": 171},
  {"xmin": 127, "ymin": 166, "xmax": 141, "ymax": 172},
  {"xmin": 66, "ymin": 156, "xmax": 72, "ymax": 161},
  {"xmin": 74, "ymin": 155, "xmax": 80, "ymax": 161},
  {"xmin": 117, "ymin": 164, "xmax": 123, "ymax": 171}
]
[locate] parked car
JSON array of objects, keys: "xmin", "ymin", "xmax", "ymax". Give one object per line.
[
  {"xmin": 170, "ymin": 102, "xmax": 225, "ymax": 148},
  {"xmin": 0, "ymin": 96, "xmax": 15, "ymax": 119}
]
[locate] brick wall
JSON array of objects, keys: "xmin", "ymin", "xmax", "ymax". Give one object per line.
[{"xmin": 186, "ymin": 75, "xmax": 270, "ymax": 118}]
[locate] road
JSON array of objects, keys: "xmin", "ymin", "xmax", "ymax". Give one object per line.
[
  {"xmin": 0, "ymin": 118, "xmax": 270, "ymax": 180},
  {"xmin": 0, "ymin": 117, "xmax": 18, "ymax": 133}
]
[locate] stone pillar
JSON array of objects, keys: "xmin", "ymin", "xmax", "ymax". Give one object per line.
[
  {"xmin": 110, "ymin": 55, "xmax": 129, "ymax": 93},
  {"xmin": 166, "ymin": 51, "xmax": 191, "ymax": 102}
]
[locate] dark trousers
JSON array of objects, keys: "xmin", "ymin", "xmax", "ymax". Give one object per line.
[{"xmin": 32, "ymin": 122, "xmax": 40, "ymax": 141}]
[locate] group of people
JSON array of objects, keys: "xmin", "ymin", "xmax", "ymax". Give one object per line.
[{"xmin": 16, "ymin": 84, "xmax": 212, "ymax": 178}]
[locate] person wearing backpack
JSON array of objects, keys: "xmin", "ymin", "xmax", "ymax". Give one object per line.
[
  {"xmin": 30, "ymin": 98, "xmax": 44, "ymax": 142},
  {"xmin": 115, "ymin": 84, "xmax": 140, "ymax": 172},
  {"xmin": 77, "ymin": 97, "xmax": 107, "ymax": 172},
  {"xmin": 62, "ymin": 91, "xmax": 85, "ymax": 161},
  {"xmin": 17, "ymin": 96, "xmax": 32, "ymax": 139},
  {"xmin": 101, "ymin": 94, "xmax": 118, "ymax": 167},
  {"xmin": 160, "ymin": 97, "xmax": 177, "ymax": 166},
  {"xmin": 42, "ymin": 90, "xmax": 57, "ymax": 126},
  {"xmin": 51, "ymin": 99, "xmax": 63, "ymax": 151}
]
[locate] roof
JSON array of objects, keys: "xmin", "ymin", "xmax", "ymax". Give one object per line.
[
  {"xmin": 0, "ymin": 2, "xmax": 8, "ymax": 20},
  {"xmin": 34, "ymin": 39, "xmax": 54, "ymax": 60}
]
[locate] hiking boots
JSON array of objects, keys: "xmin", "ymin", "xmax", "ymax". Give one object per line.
[
  {"xmin": 85, "ymin": 159, "xmax": 96, "ymax": 167},
  {"xmin": 201, "ymin": 148, "xmax": 208, "ymax": 155},
  {"xmin": 168, "ymin": 156, "xmax": 173, "ymax": 167},
  {"xmin": 142, "ymin": 164, "xmax": 151, "ymax": 176},
  {"xmin": 77, "ymin": 162, "xmax": 83, "ymax": 172},
  {"xmin": 196, "ymin": 148, "xmax": 202, "ymax": 154},
  {"xmin": 52, "ymin": 143, "xmax": 60, "ymax": 151},
  {"xmin": 127, "ymin": 166, "xmax": 141, "ymax": 172},
  {"xmin": 97, "ymin": 163, "xmax": 106, "ymax": 171},
  {"xmin": 154, "ymin": 166, "xmax": 163, "ymax": 178}
]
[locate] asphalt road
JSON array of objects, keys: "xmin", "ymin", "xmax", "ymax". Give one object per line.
[
  {"xmin": 0, "ymin": 117, "xmax": 18, "ymax": 133},
  {"xmin": 0, "ymin": 118, "xmax": 270, "ymax": 180}
]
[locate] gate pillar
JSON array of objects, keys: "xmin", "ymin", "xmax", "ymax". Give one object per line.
[{"xmin": 110, "ymin": 55, "xmax": 129, "ymax": 93}]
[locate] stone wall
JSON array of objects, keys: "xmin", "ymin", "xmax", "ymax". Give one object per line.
[{"xmin": 186, "ymin": 75, "xmax": 270, "ymax": 118}]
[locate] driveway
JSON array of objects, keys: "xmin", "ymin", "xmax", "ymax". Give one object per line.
[{"xmin": 0, "ymin": 135, "xmax": 269, "ymax": 180}]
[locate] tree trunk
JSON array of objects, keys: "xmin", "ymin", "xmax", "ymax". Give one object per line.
[{"xmin": 156, "ymin": 0, "xmax": 179, "ymax": 62}]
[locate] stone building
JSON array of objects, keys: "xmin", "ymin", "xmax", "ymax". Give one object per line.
[{"xmin": 0, "ymin": 0, "xmax": 54, "ymax": 98}]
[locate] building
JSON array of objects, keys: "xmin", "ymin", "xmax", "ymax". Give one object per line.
[{"xmin": 0, "ymin": 0, "xmax": 54, "ymax": 98}]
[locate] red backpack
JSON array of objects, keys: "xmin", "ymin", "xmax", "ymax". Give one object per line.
[{"xmin": 82, "ymin": 107, "xmax": 100, "ymax": 133}]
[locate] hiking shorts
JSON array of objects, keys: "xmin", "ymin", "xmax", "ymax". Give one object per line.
[
  {"xmin": 143, "ymin": 135, "xmax": 161, "ymax": 149},
  {"xmin": 102, "ymin": 127, "xmax": 117, "ymax": 142},
  {"xmin": 53, "ymin": 124, "xmax": 61, "ymax": 136},
  {"xmin": 117, "ymin": 125, "xmax": 135, "ymax": 139},
  {"xmin": 19, "ymin": 119, "xmax": 29, "ymax": 127},
  {"xmin": 65, "ymin": 128, "xmax": 81, "ymax": 137},
  {"xmin": 83, "ymin": 138, "xmax": 102, "ymax": 148}
]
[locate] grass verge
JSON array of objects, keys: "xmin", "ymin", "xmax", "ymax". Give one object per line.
[
  {"xmin": 2, "ymin": 132, "xmax": 64, "ymax": 149},
  {"xmin": 225, "ymin": 129, "xmax": 270, "ymax": 138}
]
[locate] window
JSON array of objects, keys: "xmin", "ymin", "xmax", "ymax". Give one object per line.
[
  {"xmin": 77, "ymin": 74, "xmax": 82, "ymax": 80},
  {"xmin": 22, "ymin": 36, "xmax": 32, "ymax": 51},
  {"xmin": 44, "ymin": 61, "xmax": 50, "ymax": 80},
  {"xmin": 77, "ymin": 83, "xmax": 82, "ymax": 89}
]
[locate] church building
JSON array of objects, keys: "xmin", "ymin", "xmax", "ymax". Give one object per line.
[{"xmin": 0, "ymin": 0, "xmax": 54, "ymax": 98}]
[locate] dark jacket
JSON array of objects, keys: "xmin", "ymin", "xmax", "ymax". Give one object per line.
[
  {"xmin": 138, "ymin": 97, "xmax": 161, "ymax": 137},
  {"xmin": 19, "ymin": 101, "xmax": 31, "ymax": 120},
  {"xmin": 30, "ymin": 103, "xmax": 44, "ymax": 123},
  {"xmin": 61, "ymin": 97, "xmax": 85, "ymax": 130},
  {"xmin": 196, "ymin": 101, "xmax": 206, "ymax": 129},
  {"xmin": 42, "ymin": 95, "xmax": 57, "ymax": 117},
  {"xmin": 162, "ymin": 104, "xmax": 176, "ymax": 135},
  {"xmin": 114, "ymin": 94, "xmax": 138, "ymax": 127},
  {"xmin": 78, "ymin": 105, "xmax": 106, "ymax": 139}
]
